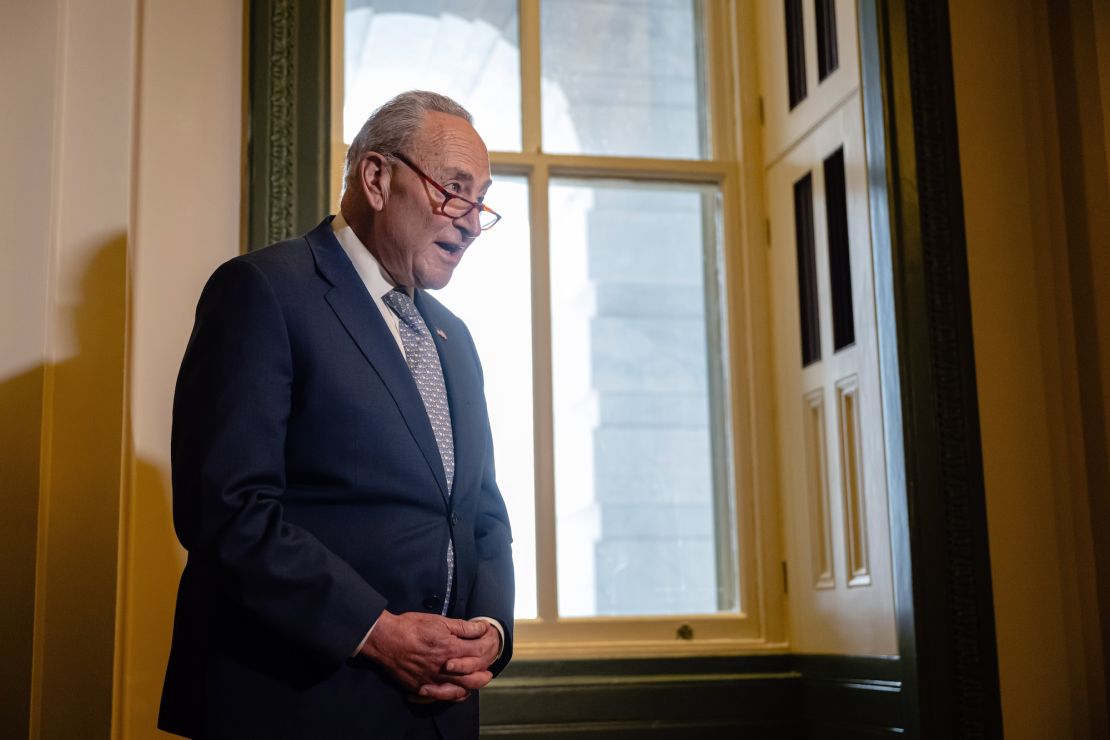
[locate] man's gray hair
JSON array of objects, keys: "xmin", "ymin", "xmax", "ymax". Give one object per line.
[{"xmin": 343, "ymin": 90, "xmax": 474, "ymax": 195}]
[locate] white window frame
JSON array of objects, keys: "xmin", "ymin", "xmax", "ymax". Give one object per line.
[{"xmin": 329, "ymin": 0, "xmax": 784, "ymax": 658}]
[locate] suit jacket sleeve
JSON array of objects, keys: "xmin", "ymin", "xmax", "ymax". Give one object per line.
[{"xmin": 172, "ymin": 258, "xmax": 386, "ymax": 666}]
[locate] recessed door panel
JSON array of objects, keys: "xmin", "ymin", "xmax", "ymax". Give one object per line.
[{"xmin": 766, "ymin": 94, "xmax": 896, "ymax": 655}]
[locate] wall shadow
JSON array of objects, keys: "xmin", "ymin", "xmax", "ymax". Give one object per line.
[
  {"xmin": 0, "ymin": 362, "xmax": 45, "ymax": 737},
  {"xmin": 0, "ymin": 236, "xmax": 128, "ymax": 739},
  {"xmin": 125, "ymin": 456, "xmax": 184, "ymax": 738}
]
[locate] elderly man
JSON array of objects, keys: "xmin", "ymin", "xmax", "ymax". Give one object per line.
[{"xmin": 159, "ymin": 91, "xmax": 515, "ymax": 739}]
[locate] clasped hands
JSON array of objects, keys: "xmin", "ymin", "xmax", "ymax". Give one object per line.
[{"xmin": 360, "ymin": 610, "xmax": 500, "ymax": 703}]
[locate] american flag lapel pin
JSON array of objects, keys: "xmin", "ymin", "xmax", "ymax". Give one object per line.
[{"xmin": 435, "ymin": 328, "xmax": 448, "ymax": 341}]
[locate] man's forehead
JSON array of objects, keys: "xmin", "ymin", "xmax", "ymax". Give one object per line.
[
  {"xmin": 439, "ymin": 166, "xmax": 486, "ymax": 186},
  {"xmin": 413, "ymin": 113, "xmax": 491, "ymax": 180},
  {"xmin": 415, "ymin": 112, "xmax": 488, "ymax": 154}
]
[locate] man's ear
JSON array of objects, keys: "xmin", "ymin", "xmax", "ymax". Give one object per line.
[{"xmin": 359, "ymin": 152, "xmax": 391, "ymax": 211}]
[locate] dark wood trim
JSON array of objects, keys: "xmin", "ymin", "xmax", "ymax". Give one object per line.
[
  {"xmin": 795, "ymin": 655, "xmax": 905, "ymax": 736},
  {"xmin": 490, "ymin": 654, "xmax": 794, "ymax": 679},
  {"xmin": 481, "ymin": 655, "xmax": 905, "ymax": 738},
  {"xmin": 246, "ymin": 0, "xmax": 331, "ymax": 250},
  {"xmin": 857, "ymin": 1, "xmax": 1003, "ymax": 738},
  {"xmin": 481, "ymin": 720, "xmax": 793, "ymax": 739}
]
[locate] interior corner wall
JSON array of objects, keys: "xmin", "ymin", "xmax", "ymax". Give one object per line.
[
  {"xmin": 1, "ymin": 1, "xmax": 242, "ymax": 737},
  {"xmin": 118, "ymin": 1, "xmax": 244, "ymax": 738},
  {"xmin": 1, "ymin": 0, "xmax": 135, "ymax": 737},
  {"xmin": 1064, "ymin": 0, "xmax": 1110, "ymax": 725},
  {"xmin": 1098, "ymin": 1, "xmax": 1110, "ymax": 194},
  {"xmin": 0, "ymin": 3, "xmax": 59, "ymax": 735},
  {"xmin": 1092, "ymin": 0, "xmax": 1110, "ymax": 717},
  {"xmin": 949, "ymin": 0, "xmax": 1110, "ymax": 738}
]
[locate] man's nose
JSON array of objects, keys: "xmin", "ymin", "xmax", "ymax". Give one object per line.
[{"xmin": 455, "ymin": 206, "xmax": 482, "ymax": 238}]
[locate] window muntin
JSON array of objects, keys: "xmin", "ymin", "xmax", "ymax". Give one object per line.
[{"xmin": 341, "ymin": 0, "xmax": 751, "ymax": 646}]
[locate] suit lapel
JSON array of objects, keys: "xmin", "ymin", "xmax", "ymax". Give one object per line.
[{"xmin": 306, "ymin": 220, "xmax": 450, "ymax": 505}]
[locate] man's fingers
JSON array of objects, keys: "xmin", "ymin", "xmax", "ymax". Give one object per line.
[
  {"xmin": 445, "ymin": 618, "xmax": 489, "ymax": 639},
  {"xmin": 446, "ymin": 629, "xmax": 501, "ymax": 666},
  {"xmin": 416, "ymin": 683, "xmax": 471, "ymax": 702},
  {"xmin": 439, "ymin": 670, "xmax": 493, "ymax": 691},
  {"xmin": 443, "ymin": 656, "xmax": 487, "ymax": 675},
  {"xmin": 363, "ymin": 611, "xmax": 500, "ymax": 699}
]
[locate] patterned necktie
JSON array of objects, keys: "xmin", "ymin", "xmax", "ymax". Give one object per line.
[{"xmin": 382, "ymin": 288, "xmax": 455, "ymax": 615}]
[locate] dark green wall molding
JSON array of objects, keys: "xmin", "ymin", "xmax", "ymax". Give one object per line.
[
  {"xmin": 247, "ymin": 0, "xmax": 332, "ymax": 250},
  {"xmin": 859, "ymin": 0, "xmax": 1003, "ymax": 737}
]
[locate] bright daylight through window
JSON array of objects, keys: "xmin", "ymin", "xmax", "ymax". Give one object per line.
[{"xmin": 342, "ymin": 0, "xmax": 739, "ymax": 637}]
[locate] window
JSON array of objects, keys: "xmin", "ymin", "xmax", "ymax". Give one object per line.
[{"xmin": 337, "ymin": 0, "xmax": 764, "ymax": 653}]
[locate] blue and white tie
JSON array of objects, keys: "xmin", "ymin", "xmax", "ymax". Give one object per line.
[{"xmin": 382, "ymin": 288, "xmax": 455, "ymax": 615}]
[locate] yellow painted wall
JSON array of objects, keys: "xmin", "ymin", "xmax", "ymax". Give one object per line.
[
  {"xmin": 118, "ymin": 1, "xmax": 243, "ymax": 737},
  {"xmin": 950, "ymin": 0, "xmax": 1110, "ymax": 737},
  {"xmin": 0, "ymin": 2, "xmax": 56, "ymax": 733},
  {"xmin": 0, "ymin": 1, "xmax": 240, "ymax": 737},
  {"xmin": 1, "ymin": 0, "xmax": 134, "ymax": 737}
]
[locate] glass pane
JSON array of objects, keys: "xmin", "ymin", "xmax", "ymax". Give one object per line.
[
  {"xmin": 550, "ymin": 179, "xmax": 735, "ymax": 617},
  {"xmin": 344, "ymin": 1, "xmax": 521, "ymax": 151},
  {"xmin": 541, "ymin": 0, "xmax": 706, "ymax": 159},
  {"xmin": 435, "ymin": 175, "xmax": 537, "ymax": 619}
]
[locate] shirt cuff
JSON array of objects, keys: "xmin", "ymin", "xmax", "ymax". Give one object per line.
[
  {"xmin": 470, "ymin": 616, "xmax": 505, "ymax": 661},
  {"xmin": 351, "ymin": 615, "xmax": 379, "ymax": 657}
]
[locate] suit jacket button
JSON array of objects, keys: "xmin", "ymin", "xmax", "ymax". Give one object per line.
[
  {"xmin": 423, "ymin": 595, "xmax": 441, "ymax": 611},
  {"xmin": 450, "ymin": 512, "xmax": 460, "ymax": 526}
]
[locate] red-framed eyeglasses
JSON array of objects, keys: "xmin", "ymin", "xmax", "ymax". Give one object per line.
[{"xmin": 392, "ymin": 152, "xmax": 502, "ymax": 231}]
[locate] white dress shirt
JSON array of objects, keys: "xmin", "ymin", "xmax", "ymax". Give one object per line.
[{"xmin": 333, "ymin": 212, "xmax": 410, "ymax": 355}]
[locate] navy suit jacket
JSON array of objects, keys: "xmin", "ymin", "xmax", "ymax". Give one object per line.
[{"xmin": 159, "ymin": 218, "xmax": 515, "ymax": 739}]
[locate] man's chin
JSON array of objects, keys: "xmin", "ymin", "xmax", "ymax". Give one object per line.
[
  {"xmin": 416, "ymin": 272, "xmax": 455, "ymax": 291},
  {"xmin": 415, "ymin": 253, "xmax": 462, "ymax": 291}
]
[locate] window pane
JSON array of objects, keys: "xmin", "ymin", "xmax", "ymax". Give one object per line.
[
  {"xmin": 435, "ymin": 175, "xmax": 536, "ymax": 619},
  {"xmin": 344, "ymin": 1, "xmax": 521, "ymax": 151},
  {"xmin": 541, "ymin": 0, "xmax": 706, "ymax": 159},
  {"xmin": 550, "ymin": 179, "xmax": 735, "ymax": 617}
]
